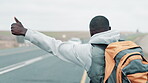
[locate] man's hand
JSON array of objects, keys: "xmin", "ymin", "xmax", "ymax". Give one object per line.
[{"xmin": 11, "ymin": 17, "xmax": 27, "ymax": 36}]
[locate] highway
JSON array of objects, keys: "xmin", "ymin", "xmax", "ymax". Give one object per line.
[{"xmin": 0, "ymin": 46, "xmax": 90, "ymax": 83}]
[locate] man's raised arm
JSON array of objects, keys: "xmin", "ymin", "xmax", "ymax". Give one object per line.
[{"xmin": 10, "ymin": 18, "xmax": 91, "ymax": 70}]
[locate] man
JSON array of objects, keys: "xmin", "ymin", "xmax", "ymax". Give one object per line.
[{"xmin": 11, "ymin": 16, "xmax": 120, "ymax": 83}]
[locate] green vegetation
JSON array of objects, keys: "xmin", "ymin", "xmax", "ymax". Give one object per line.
[
  {"xmin": 41, "ymin": 31, "xmax": 89, "ymax": 41},
  {"xmin": 144, "ymin": 53, "xmax": 148, "ymax": 60},
  {"xmin": 125, "ymin": 33, "xmax": 148, "ymax": 41},
  {"xmin": 145, "ymin": 54, "xmax": 148, "ymax": 57},
  {"xmin": 0, "ymin": 31, "xmax": 12, "ymax": 36}
]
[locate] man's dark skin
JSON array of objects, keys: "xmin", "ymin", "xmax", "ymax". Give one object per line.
[
  {"xmin": 11, "ymin": 17, "xmax": 27, "ymax": 36},
  {"xmin": 11, "ymin": 17, "xmax": 111, "ymax": 37}
]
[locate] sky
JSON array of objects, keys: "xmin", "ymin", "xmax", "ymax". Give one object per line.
[{"xmin": 0, "ymin": 0, "xmax": 148, "ymax": 32}]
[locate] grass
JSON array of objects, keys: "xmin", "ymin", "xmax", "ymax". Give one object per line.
[
  {"xmin": 144, "ymin": 53, "xmax": 148, "ymax": 60},
  {"xmin": 41, "ymin": 31, "xmax": 90, "ymax": 41},
  {"xmin": 0, "ymin": 31, "xmax": 12, "ymax": 36},
  {"xmin": 125, "ymin": 33, "xmax": 148, "ymax": 41},
  {"xmin": 0, "ymin": 30, "xmax": 90, "ymax": 39}
]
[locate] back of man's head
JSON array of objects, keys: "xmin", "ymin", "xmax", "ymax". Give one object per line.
[{"xmin": 89, "ymin": 15, "xmax": 111, "ymax": 36}]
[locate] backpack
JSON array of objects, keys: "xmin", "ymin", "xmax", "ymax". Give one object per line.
[{"xmin": 104, "ymin": 41, "xmax": 148, "ymax": 83}]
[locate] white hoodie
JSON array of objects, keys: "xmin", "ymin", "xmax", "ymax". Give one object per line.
[{"xmin": 25, "ymin": 30, "xmax": 120, "ymax": 71}]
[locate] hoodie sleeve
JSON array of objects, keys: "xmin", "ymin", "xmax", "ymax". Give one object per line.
[
  {"xmin": 25, "ymin": 29, "xmax": 61, "ymax": 55},
  {"xmin": 24, "ymin": 29, "xmax": 92, "ymax": 71}
]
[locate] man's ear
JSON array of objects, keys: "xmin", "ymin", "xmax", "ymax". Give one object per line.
[{"xmin": 109, "ymin": 26, "xmax": 111, "ymax": 30}]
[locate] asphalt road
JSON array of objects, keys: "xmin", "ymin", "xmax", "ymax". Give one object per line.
[{"xmin": 0, "ymin": 46, "xmax": 90, "ymax": 83}]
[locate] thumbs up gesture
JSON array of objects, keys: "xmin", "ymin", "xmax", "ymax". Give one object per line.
[{"xmin": 11, "ymin": 17, "xmax": 27, "ymax": 36}]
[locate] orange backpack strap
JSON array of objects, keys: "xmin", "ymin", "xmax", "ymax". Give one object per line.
[{"xmin": 103, "ymin": 41, "xmax": 140, "ymax": 83}]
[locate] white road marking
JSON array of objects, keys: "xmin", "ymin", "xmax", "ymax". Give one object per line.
[
  {"xmin": 80, "ymin": 70, "xmax": 87, "ymax": 83},
  {"xmin": 0, "ymin": 54, "xmax": 51, "ymax": 75}
]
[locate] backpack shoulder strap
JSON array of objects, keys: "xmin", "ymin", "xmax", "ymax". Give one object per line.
[{"xmin": 103, "ymin": 41, "xmax": 140, "ymax": 83}]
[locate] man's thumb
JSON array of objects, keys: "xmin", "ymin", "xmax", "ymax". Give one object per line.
[{"xmin": 14, "ymin": 17, "xmax": 21, "ymax": 23}]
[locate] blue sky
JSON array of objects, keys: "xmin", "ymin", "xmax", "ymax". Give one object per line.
[{"xmin": 0, "ymin": 0, "xmax": 148, "ymax": 32}]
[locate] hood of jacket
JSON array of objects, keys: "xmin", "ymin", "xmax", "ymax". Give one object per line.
[{"xmin": 89, "ymin": 30, "xmax": 120, "ymax": 44}]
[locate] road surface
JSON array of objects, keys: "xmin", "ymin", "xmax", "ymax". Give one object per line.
[{"xmin": 0, "ymin": 46, "xmax": 90, "ymax": 83}]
